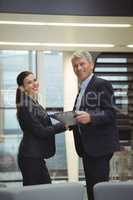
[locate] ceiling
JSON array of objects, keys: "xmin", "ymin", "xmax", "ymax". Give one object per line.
[{"xmin": 0, "ymin": 13, "xmax": 133, "ymax": 52}]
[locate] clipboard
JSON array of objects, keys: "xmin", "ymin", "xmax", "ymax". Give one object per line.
[{"xmin": 50, "ymin": 111, "xmax": 76, "ymax": 126}]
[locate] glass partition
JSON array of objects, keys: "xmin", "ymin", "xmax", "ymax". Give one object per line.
[
  {"xmin": 41, "ymin": 51, "xmax": 67, "ymax": 180},
  {"xmin": 0, "ymin": 50, "xmax": 36, "ymax": 186}
]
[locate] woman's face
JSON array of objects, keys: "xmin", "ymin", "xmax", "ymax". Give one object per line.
[{"xmin": 23, "ymin": 74, "xmax": 39, "ymax": 95}]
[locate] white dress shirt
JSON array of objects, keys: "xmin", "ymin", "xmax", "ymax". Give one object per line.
[{"xmin": 75, "ymin": 73, "xmax": 94, "ymax": 111}]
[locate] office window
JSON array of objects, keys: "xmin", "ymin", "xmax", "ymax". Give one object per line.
[
  {"xmin": 0, "ymin": 50, "xmax": 36, "ymax": 185},
  {"xmin": 40, "ymin": 51, "xmax": 67, "ymax": 180},
  {"xmin": 79, "ymin": 53, "xmax": 133, "ymax": 180},
  {"xmin": 95, "ymin": 54, "xmax": 133, "ymax": 135}
]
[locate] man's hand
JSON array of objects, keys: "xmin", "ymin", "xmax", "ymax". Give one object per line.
[{"xmin": 75, "ymin": 111, "xmax": 92, "ymax": 124}]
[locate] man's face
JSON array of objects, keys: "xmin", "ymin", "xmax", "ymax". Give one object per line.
[{"xmin": 72, "ymin": 57, "xmax": 94, "ymax": 81}]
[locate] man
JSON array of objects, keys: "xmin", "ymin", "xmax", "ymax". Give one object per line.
[{"xmin": 71, "ymin": 51, "xmax": 120, "ymax": 200}]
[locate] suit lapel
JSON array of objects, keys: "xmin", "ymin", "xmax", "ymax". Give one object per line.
[
  {"xmin": 73, "ymin": 93, "xmax": 80, "ymax": 111},
  {"xmin": 84, "ymin": 75, "xmax": 97, "ymax": 94}
]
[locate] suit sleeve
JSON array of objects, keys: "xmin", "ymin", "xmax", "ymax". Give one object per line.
[
  {"xmin": 19, "ymin": 106, "xmax": 66, "ymax": 139},
  {"xmin": 89, "ymin": 80, "xmax": 116, "ymax": 126}
]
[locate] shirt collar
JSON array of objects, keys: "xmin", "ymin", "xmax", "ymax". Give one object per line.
[{"xmin": 80, "ymin": 73, "xmax": 94, "ymax": 90}]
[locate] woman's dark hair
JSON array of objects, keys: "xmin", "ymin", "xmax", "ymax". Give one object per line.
[{"xmin": 16, "ymin": 71, "xmax": 33, "ymax": 108}]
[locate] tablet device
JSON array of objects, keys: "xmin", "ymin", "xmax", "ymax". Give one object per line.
[{"xmin": 51, "ymin": 111, "xmax": 76, "ymax": 126}]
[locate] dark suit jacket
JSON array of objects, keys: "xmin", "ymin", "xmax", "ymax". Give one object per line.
[
  {"xmin": 73, "ymin": 75, "xmax": 120, "ymax": 157},
  {"xmin": 17, "ymin": 94, "xmax": 65, "ymax": 159}
]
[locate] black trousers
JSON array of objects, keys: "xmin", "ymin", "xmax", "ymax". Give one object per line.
[
  {"xmin": 18, "ymin": 156, "xmax": 51, "ymax": 186},
  {"xmin": 82, "ymin": 153, "xmax": 113, "ymax": 200}
]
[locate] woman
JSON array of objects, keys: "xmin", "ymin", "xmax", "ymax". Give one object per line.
[{"xmin": 16, "ymin": 71, "xmax": 67, "ymax": 186}]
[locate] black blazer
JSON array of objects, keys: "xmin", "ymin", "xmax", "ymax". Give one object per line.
[
  {"xmin": 17, "ymin": 94, "xmax": 65, "ymax": 159},
  {"xmin": 73, "ymin": 75, "xmax": 120, "ymax": 157}
]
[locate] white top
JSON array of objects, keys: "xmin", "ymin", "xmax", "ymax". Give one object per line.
[{"xmin": 75, "ymin": 73, "xmax": 94, "ymax": 111}]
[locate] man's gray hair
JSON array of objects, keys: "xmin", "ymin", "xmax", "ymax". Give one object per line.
[{"xmin": 71, "ymin": 51, "xmax": 93, "ymax": 63}]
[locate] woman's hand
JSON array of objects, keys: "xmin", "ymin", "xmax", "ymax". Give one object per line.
[{"xmin": 65, "ymin": 124, "xmax": 69, "ymax": 130}]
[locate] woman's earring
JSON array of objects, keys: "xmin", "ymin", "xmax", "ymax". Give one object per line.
[{"xmin": 19, "ymin": 86, "xmax": 24, "ymax": 92}]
